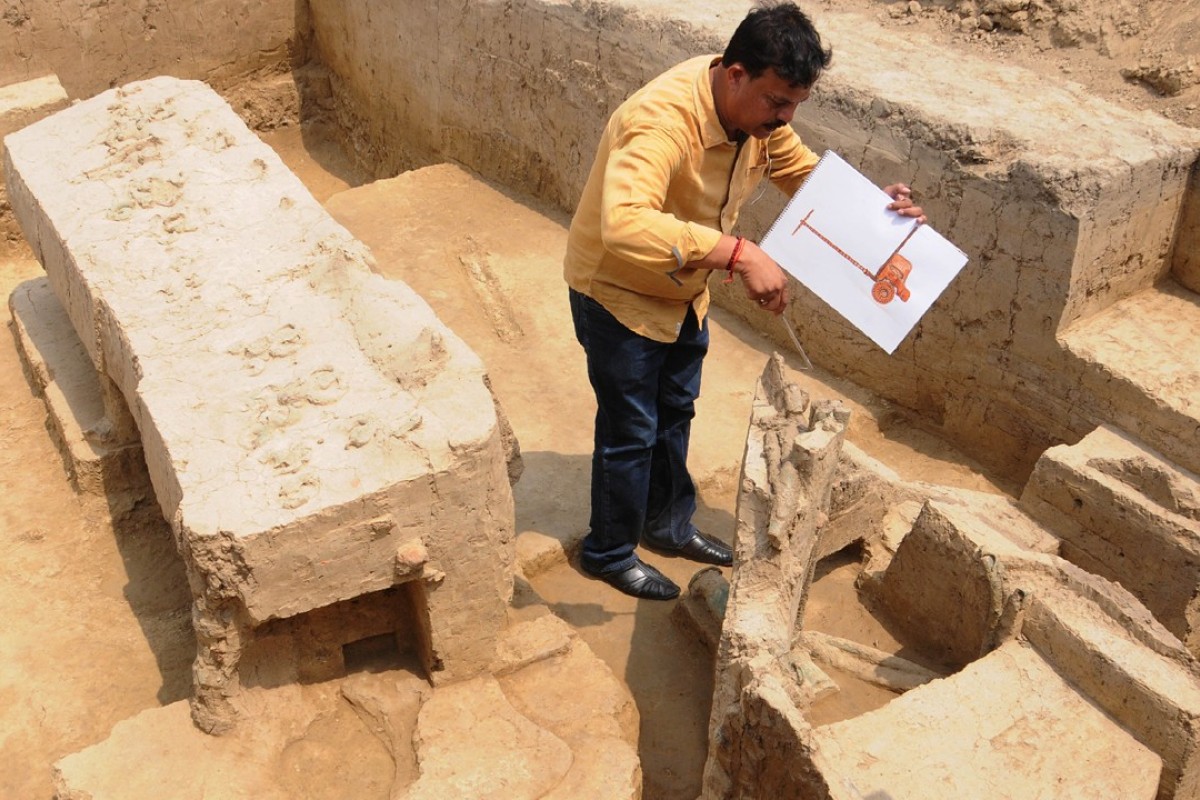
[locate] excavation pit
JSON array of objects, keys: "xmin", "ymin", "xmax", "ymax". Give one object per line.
[{"xmin": 4, "ymin": 1, "xmax": 1200, "ymax": 798}]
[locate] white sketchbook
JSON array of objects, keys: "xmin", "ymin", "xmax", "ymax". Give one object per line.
[{"xmin": 760, "ymin": 150, "xmax": 968, "ymax": 354}]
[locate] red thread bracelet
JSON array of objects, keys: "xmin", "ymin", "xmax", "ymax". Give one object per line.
[{"xmin": 723, "ymin": 236, "xmax": 745, "ymax": 285}]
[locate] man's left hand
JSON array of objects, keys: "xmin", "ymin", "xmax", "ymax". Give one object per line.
[{"xmin": 884, "ymin": 183, "xmax": 926, "ymax": 224}]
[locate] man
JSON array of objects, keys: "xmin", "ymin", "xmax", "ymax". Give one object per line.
[{"xmin": 564, "ymin": 2, "xmax": 922, "ymax": 600}]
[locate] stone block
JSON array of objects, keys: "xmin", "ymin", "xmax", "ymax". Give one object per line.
[{"xmin": 4, "ymin": 76, "xmax": 516, "ymax": 733}]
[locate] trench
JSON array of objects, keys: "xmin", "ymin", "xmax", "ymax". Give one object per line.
[
  {"xmin": 0, "ymin": 107, "xmax": 1007, "ymax": 800},
  {"xmin": 255, "ymin": 122, "xmax": 998, "ymax": 799},
  {"xmin": 8, "ymin": 0, "xmax": 1193, "ymax": 796}
]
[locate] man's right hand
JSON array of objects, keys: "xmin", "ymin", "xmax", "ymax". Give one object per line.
[{"xmin": 734, "ymin": 240, "xmax": 789, "ymax": 314}]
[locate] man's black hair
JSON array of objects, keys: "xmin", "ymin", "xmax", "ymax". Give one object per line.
[{"xmin": 721, "ymin": 2, "xmax": 833, "ymax": 87}]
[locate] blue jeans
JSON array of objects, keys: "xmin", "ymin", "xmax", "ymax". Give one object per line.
[{"xmin": 569, "ymin": 289, "xmax": 708, "ymax": 575}]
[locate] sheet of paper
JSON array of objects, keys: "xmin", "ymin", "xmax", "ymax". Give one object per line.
[{"xmin": 760, "ymin": 150, "xmax": 968, "ymax": 354}]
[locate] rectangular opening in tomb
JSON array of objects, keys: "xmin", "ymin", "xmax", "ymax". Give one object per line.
[
  {"xmin": 342, "ymin": 632, "xmax": 404, "ymax": 676},
  {"xmin": 238, "ymin": 585, "xmax": 425, "ymax": 689}
]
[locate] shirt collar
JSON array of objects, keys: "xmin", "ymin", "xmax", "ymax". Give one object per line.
[{"xmin": 696, "ymin": 56, "xmax": 735, "ymax": 149}]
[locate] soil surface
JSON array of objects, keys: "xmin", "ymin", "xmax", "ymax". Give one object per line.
[
  {"xmin": 811, "ymin": 0, "xmax": 1200, "ymax": 131},
  {"xmin": 2, "ymin": 2, "xmax": 1197, "ymax": 796}
]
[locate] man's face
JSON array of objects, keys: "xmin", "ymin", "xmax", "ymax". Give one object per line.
[{"xmin": 725, "ymin": 65, "xmax": 812, "ymax": 139}]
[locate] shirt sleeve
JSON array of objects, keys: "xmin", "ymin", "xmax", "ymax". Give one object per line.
[
  {"xmin": 598, "ymin": 122, "xmax": 723, "ymax": 272},
  {"xmin": 766, "ymin": 126, "xmax": 821, "ymax": 197}
]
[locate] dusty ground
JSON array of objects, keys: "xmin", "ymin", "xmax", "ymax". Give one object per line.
[
  {"xmin": 812, "ymin": 0, "xmax": 1200, "ymax": 130},
  {"xmin": 2, "ymin": 1, "xmax": 1197, "ymax": 796}
]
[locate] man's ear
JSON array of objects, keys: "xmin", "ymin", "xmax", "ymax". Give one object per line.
[
  {"xmin": 726, "ymin": 62, "xmax": 749, "ymax": 86},
  {"xmin": 724, "ymin": 63, "xmax": 755, "ymax": 99}
]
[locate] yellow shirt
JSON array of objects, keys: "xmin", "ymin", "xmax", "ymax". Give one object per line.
[{"xmin": 564, "ymin": 55, "xmax": 820, "ymax": 342}]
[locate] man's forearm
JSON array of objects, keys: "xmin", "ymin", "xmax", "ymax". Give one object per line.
[{"xmin": 692, "ymin": 234, "xmax": 790, "ymax": 314}]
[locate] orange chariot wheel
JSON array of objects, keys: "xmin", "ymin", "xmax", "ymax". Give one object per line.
[{"xmin": 871, "ymin": 280, "xmax": 896, "ymax": 304}]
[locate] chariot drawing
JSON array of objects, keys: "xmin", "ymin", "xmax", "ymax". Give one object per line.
[{"xmin": 793, "ymin": 209, "xmax": 919, "ymax": 304}]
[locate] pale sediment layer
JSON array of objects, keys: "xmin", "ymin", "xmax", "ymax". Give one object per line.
[{"xmin": 0, "ymin": 2, "xmax": 293, "ymax": 99}]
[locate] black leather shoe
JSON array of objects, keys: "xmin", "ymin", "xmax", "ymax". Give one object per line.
[
  {"xmin": 644, "ymin": 531, "xmax": 733, "ymax": 567},
  {"xmin": 583, "ymin": 558, "xmax": 680, "ymax": 600}
]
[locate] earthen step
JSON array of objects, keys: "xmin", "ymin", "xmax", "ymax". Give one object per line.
[
  {"xmin": 812, "ymin": 640, "xmax": 1162, "ymax": 800},
  {"xmin": 1020, "ymin": 424, "xmax": 1200, "ymax": 657},
  {"xmin": 8, "ymin": 277, "xmax": 146, "ymax": 493},
  {"xmin": 1059, "ymin": 280, "xmax": 1200, "ymax": 475},
  {"xmin": 1022, "ymin": 585, "xmax": 1200, "ymax": 800},
  {"xmin": 0, "ymin": 74, "xmax": 68, "ymax": 141}
]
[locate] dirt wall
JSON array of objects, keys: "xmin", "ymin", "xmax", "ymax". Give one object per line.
[
  {"xmin": 729, "ymin": 14, "xmax": 1199, "ymax": 475},
  {"xmin": 306, "ymin": 0, "xmax": 714, "ymax": 208},
  {"xmin": 0, "ymin": 0, "xmax": 301, "ymax": 101},
  {"xmin": 308, "ymin": 0, "xmax": 1198, "ymax": 480}
]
